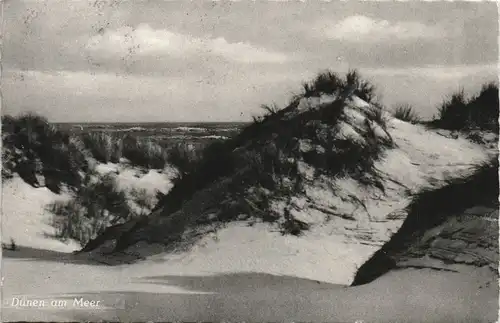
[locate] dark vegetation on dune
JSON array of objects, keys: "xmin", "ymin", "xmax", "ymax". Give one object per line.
[
  {"xmin": 429, "ymin": 82, "xmax": 499, "ymax": 132},
  {"xmin": 48, "ymin": 172, "xmax": 136, "ymax": 246},
  {"xmin": 80, "ymin": 131, "xmax": 172, "ymax": 169},
  {"xmin": 392, "ymin": 104, "xmax": 421, "ymax": 124},
  {"xmin": 392, "ymin": 83, "xmax": 499, "ymax": 133},
  {"xmin": 2, "ymin": 238, "xmax": 17, "ymax": 251},
  {"xmin": 352, "ymin": 157, "xmax": 499, "ymax": 286},
  {"xmin": 2, "ymin": 113, "xmax": 89, "ymax": 193}
]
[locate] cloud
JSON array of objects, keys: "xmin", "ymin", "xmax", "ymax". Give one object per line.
[
  {"xmin": 361, "ymin": 64, "xmax": 498, "ymax": 80},
  {"xmin": 84, "ymin": 23, "xmax": 289, "ymax": 64},
  {"xmin": 2, "ymin": 67, "xmax": 306, "ymax": 122},
  {"xmin": 358, "ymin": 64, "xmax": 498, "ymax": 119},
  {"xmin": 3, "ymin": 69, "xmax": 187, "ymax": 99},
  {"xmin": 316, "ymin": 15, "xmax": 448, "ymax": 42}
]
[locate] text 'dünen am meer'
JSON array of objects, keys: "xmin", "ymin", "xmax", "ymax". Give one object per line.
[{"xmin": 4, "ymin": 296, "xmax": 125, "ymax": 310}]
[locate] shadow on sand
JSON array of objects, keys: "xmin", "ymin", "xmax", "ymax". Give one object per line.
[
  {"xmin": 2, "ymin": 245, "xmax": 106, "ymax": 266},
  {"xmin": 134, "ymin": 272, "xmax": 342, "ymax": 293},
  {"xmin": 3, "ymin": 270, "xmax": 496, "ymax": 322},
  {"xmin": 55, "ymin": 273, "xmax": 345, "ymax": 322}
]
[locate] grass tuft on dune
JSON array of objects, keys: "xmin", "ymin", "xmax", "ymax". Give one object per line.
[
  {"xmin": 430, "ymin": 82, "xmax": 499, "ymax": 132},
  {"xmin": 2, "ymin": 113, "xmax": 89, "ymax": 192},
  {"xmin": 48, "ymin": 171, "xmax": 131, "ymax": 246},
  {"xmin": 392, "ymin": 104, "xmax": 421, "ymax": 124}
]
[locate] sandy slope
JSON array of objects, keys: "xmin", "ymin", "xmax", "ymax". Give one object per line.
[{"xmin": 1, "ymin": 176, "xmax": 80, "ymax": 253}]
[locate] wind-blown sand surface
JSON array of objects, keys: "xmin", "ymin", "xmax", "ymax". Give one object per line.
[{"xmin": 2, "ymin": 256, "xmax": 496, "ymax": 322}]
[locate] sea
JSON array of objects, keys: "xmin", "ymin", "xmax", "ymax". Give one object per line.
[{"xmin": 55, "ymin": 122, "xmax": 248, "ymax": 148}]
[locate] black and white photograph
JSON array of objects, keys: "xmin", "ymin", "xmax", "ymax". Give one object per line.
[{"xmin": 1, "ymin": 1, "xmax": 498, "ymax": 322}]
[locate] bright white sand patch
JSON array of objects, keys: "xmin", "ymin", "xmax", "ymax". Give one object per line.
[
  {"xmin": 295, "ymin": 94, "xmax": 336, "ymax": 113},
  {"xmin": 94, "ymin": 162, "xmax": 120, "ymax": 175},
  {"xmin": 139, "ymin": 222, "xmax": 377, "ymax": 284},
  {"xmin": 93, "ymin": 162, "xmax": 176, "ymax": 195},
  {"xmin": 335, "ymin": 121, "xmax": 366, "ymax": 143},
  {"xmin": 2, "ymin": 256, "xmax": 211, "ymax": 296},
  {"xmin": 1, "ymin": 176, "xmax": 80, "ymax": 253},
  {"xmin": 114, "ymin": 168, "xmax": 175, "ymax": 196},
  {"xmin": 382, "ymin": 119, "xmax": 491, "ymax": 187},
  {"xmin": 1, "ymin": 220, "xmax": 373, "ymax": 297},
  {"xmin": 348, "ymin": 95, "xmax": 371, "ymax": 109}
]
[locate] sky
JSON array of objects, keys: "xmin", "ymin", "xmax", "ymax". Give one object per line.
[{"xmin": 2, "ymin": 0, "xmax": 498, "ymax": 122}]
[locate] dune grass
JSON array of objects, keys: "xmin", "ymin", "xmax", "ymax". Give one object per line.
[
  {"xmin": 48, "ymin": 171, "xmax": 133, "ymax": 246},
  {"xmin": 432, "ymin": 83, "xmax": 499, "ymax": 132},
  {"xmin": 80, "ymin": 132, "xmax": 170, "ymax": 169},
  {"xmin": 365, "ymin": 103, "xmax": 389, "ymax": 128},
  {"xmin": 1, "ymin": 113, "xmax": 89, "ymax": 192},
  {"xmin": 80, "ymin": 132, "xmax": 123, "ymax": 164},
  {"xmin": 352, "ymin": 156, "xmax": 499, "ymax": 286},
  {"xmin": 301, "ymin": 69, "xmax": 377, "ymax": 103},
  {"xmin": 393, "ymin": 104, "xmax": 421, "ymax": 124},
  {"xmin": 129, "ymin": 187, "xmax": 157, "ymax": 214},
  {"xmin": 121, "ymin": 135, "xmax": 170, "ymax": 169},
  {"xmin": 164, "ymin": 143, "xmax": 201, "ymax": 178},
  {"xmin": 1, "ymin": 238, "xmax": 17, "ymax": 251}
]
